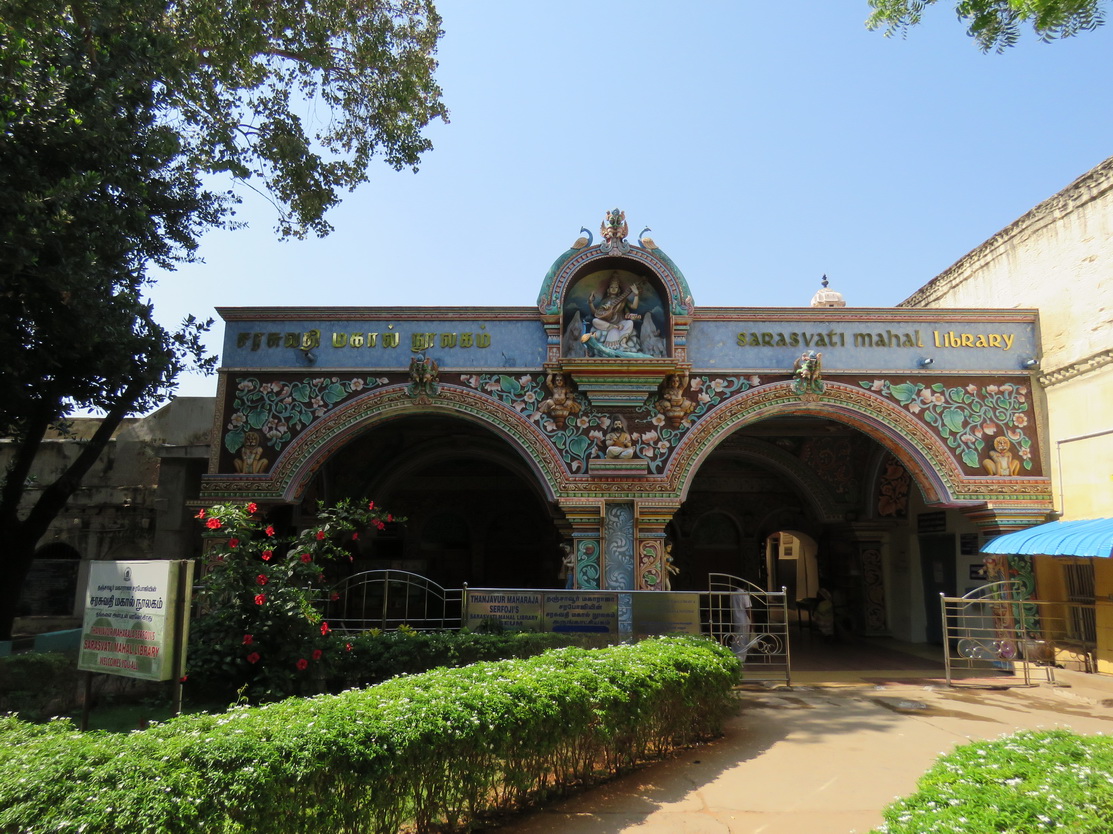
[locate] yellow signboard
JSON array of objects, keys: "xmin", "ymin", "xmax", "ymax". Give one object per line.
[{"xmin": 631, "ymin": 592, "xmax": 701, "ymax": 635}]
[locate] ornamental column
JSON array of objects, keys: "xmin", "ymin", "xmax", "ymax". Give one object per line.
[
  {"xmin": 557, "ymin": 500, "xmax": 604, "ymax": 590},
  {"xmin": 635, "ymin": 500, "xmax": 681, "ymax": 590}
]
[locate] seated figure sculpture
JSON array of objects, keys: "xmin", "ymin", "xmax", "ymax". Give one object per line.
[
  {"xmin": 588, "ymin": 272, "xmax": 641, "ymax": 351},
  {"xmin": 605, "ymin": 415, "xmax": 635, "ymax": 459}
]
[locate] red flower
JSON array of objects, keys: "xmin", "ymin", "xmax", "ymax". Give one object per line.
[
  {"xmin": 315, "ymin": 529, "xmax": 326, "ymax": 541},
  {"xmin": 261, "ymin": 550, "xmax": 273, "ymax": 561},
  {"xmin": 296, "ymin": 658, "xmax": 309, "ymax": 671},
  {"xmin": 256, "ymin": 574, "xmax": 268, "ymax": 586},
  {"xmin": 229, "ymin": 538, "xmax": 239, "ymax": 549},
  {"xmin": 312, "ymin": 649, "xmax": 323, "ymax": 661},
  {"xmin": 345, "ymin": 643, "xmax": 353, "ymax": 652},
  {"xmin": 330, "ymin": 592, "xmax": 340, "ymax": 601},
  {"xmin": 194, "ymin": 509, "xmax": 206, "ymax": 519},
  {"xmin": 254, "ymin": 593, "xmax": 267, "ymax": 606},
  {"xmin": 351, "ymin": 532, "xmax": 359, "ymax": 541},
  {"xmin": 374, "ymin": 520, "xmax": 386, "ymax": 531},
  {"xmin": 246, "ymin": 502, "xmax": 258, "ymax": 514},
  {"xmin": 320, "ymin": 621, "xmax": 331, "ymax": 636},
  {"xmin": 300, "ymin": 553, "xmax": 312, "ymax": 564},
  {"xmin": 179, "ymin": 675, "xmax": 189, "ymax": 683},
  {"xmin": 265, "ymin": 525, "xmax": 275, "ymax": 537},
  {"xmin": 243, "ymin": 634, "xmax": 253, "ymax": 645},
  {"xmin": 247, "ymin": 652, "xmax": 261, "ymax": 664},
  {"xmin": 368, "ymin": 501, "xmax": 375, "ymax": 511},
  {"xmin": 387, "ymin": 514, "xmax": 393, "ymax": 523},
  {"xmin": 206, "ymin": 517, "xmax": 222, "ymax": 529}
]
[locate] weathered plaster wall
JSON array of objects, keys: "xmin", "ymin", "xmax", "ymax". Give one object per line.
[
  {"xmin": 902, "ymin": 157, "xmax": 1113, "ymax": 521},
  {"xmin": 2, "ymin": 398, "xmax": 214, "ymax": 626}
]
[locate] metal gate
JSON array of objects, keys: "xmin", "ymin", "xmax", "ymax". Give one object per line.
[
  {"xmin": 707, "ymin": 573, "xmax": 791, "ymax": 685},
  {"xmin": 323, "ymin": 570, "xmax": 791, "ymax": 684},
  {"xmin": 325, "ymin": 570, "xmax": 463, "ymax": 632},
  {"xmin": 940, "ymin": 580, "xmax": 1079, "ymax": 685}
]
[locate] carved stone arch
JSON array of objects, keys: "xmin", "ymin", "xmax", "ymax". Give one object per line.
[
  {"xmin": 665, "ymin": 380, "xmax": 972, "ymax": 508},
  {"xmin": 263, "ymin": 384, "xmax": 573, "ymax": 504},
  {"xmin": 861, "ymin": 445, "xmax": 913, "ymax": 521},
  {"xmin": 754, "ymin": 509, "xmax": 822, "ymax": 545},
  {"xmin": 353, "ymin": 433, "xmax": 552, "ymax": 512},
  {"xmin": 688, "ymin": 508, "xmax": 744, "ymax": 548},
  {"xmin": 686, "ymin": 438, "xmax": 847, "ymax": 524}
]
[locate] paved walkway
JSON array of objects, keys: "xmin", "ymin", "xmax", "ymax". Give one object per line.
[{"xmin": 489, "ymin": 661, "xmax": 1113, "ymax": 834}]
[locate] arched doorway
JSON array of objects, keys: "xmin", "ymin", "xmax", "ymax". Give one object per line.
[
  {"xmin": 672, "ymin": 415, "xmax": 910, "ymax": 640},
  {"xmin": 304, "ymin": 415, "xmax": 562, "ymax": 590}
]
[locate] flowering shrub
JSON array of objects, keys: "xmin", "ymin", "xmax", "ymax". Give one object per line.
[
  {"xmin": 875, "ymin": 729, "xmax": 1113, "ymax": 833},
  {"xmin": 187, "ymin": 498, "xmax": 397, "ymax": 701}
]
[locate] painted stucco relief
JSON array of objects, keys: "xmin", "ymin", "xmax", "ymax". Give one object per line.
[
  {"xmin": 224, "ymin": 375, "xmax": 389, "ymax": 468},
  {"xmin": 462, "ymin": 372, "xmax": 756, "ymax": 474},
  {"xmin": 860, "ymin": 379, "xmax": 1034, "ymax": 473}
]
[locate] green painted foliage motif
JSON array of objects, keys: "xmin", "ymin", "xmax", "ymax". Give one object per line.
[
  {"xmin": 465, "ymin": 373, "xmax": 756, "ymax": 474},
  {"xmin": 862, "ymin": 379, "xmax": 1033, "ymax": 471},
  {"xmin": 225, "ymin": 376, "xmax": 388, "ymax": 455}
]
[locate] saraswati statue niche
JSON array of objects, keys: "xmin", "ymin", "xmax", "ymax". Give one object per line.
[{"xmin": 577, "ymin": 270, "xmax": 664, "ymax": 358}]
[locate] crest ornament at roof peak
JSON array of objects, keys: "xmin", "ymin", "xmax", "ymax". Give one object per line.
[{"xmin": 599, "ymin": 208, "xmax": 630, "ymax": 254}]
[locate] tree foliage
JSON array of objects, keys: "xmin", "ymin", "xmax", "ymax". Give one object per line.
[
  {"xmin": 867, "ymin": 0, "xmax": 1105, "ymax": 50},
  {"xmin": 0, "ymin": 0, "xmax": 447, "ymax": 639}
]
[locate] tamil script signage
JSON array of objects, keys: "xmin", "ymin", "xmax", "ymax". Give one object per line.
[
  {"xmin": 78, "ymin": 560, "xmax": 193, "ymax": 681},
  {"xmin": 542, "ymin": 592, "xmax": 619, "ymax": 633},
  {"xmin": 220, "ymin": 316, "xmax": 547, "ymax": 370}
]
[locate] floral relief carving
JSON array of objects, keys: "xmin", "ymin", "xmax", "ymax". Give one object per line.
[
  {"xmin": 462, "ymin": 373, "xmax": 757, "ymax": 474},
  {"xmin": 225, "ymin": 376, "xmax": 389, "ymax": 459},
  {"xmin": 861, "ymin": 380, "xmax": 1033, "ymax": 472}
]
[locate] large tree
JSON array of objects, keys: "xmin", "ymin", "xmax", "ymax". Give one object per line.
[
  {"xmin": 867, "ymin": 0, "xmax": 1105, "ymax": 50},
  {"xmin": 0, "ymin": 0, "xmax": 447, "ymax": 639}
]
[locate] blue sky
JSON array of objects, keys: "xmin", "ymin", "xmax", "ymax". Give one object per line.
[{"xmin": 150, "ymin": 1, "xmax": 1113, "ymax": 400}]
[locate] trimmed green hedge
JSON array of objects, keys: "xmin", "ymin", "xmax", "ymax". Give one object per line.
[
  {"xmin": 0, "ymin": 637, "xmax": 740, "ymax": 834},
  {"xmin": 0, "ymin": 653, "xmax": 79, "ymax": 720}
]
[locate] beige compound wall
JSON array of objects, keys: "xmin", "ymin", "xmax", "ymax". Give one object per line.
[{"xmin": 902, "ymin": 158, "xmax": 1113, "ymax": 522}]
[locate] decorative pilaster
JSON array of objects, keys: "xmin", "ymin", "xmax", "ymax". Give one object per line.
[
  {"xmin": 635, "ymin": 501, "xmax": 681, "ymax": 590},
  {"xmin": 603, "ymin": 502, "xmax": 635, "ymax": 590},
  {"xmin": 859, "ymin": 545, "xmax": 888, "ymax": 635},
  {"xmin": 963, "ymin": 503, "xmax": 1054, "ymax": 537},
  {"xmin": 560, "ymin": 500, "xmax": 604, "ymax": 590}
]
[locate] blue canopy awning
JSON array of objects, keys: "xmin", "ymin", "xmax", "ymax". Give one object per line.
[{"xmin": 981, "ymin": 518, "xmax": 1113, "ymax": 558}]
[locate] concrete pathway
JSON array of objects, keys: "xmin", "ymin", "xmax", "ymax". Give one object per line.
[{"xmin": 488, "ymin": 671, "xmax": 1113, "ymax": 834}]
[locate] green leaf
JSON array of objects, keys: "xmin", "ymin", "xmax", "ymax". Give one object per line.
[
  {"xmin": 888, "ymin": 382, "xmax": 920, "ymax": 405},
  {"xmin": 942, "ymin": 408, "xmax": 965, "ymax": 433},
  {"xmin": 224, "ymin": 429, "xmax": 245, "ymax": 454},
  {"xmin": 248, "ymin": 409, "xmax": 269, "ymax": 429},
  {"xmin": 961, "ymin": 449, "xmax": 979, "ymax": 468},
  {"xmin": 567, "ymin": 435, "xmax": 591, "ymax": 459}
]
